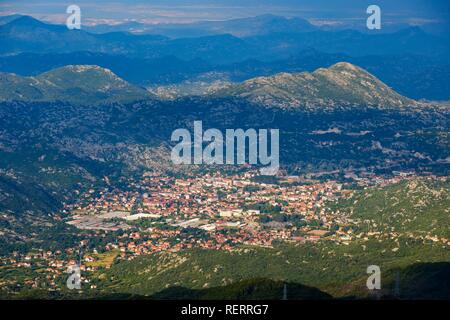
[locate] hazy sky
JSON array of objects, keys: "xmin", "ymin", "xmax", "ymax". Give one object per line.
[{"xmin": 0, "ymin": 0, "xmax": 448, "ymax": 27}]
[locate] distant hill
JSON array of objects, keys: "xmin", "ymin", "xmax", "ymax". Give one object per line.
[
  {"xmin": 0, "ymin": 16, "xmax": 101, "ymax": 54},
  {"xmin": 0, "ymin": 62, "xmax": 417, "ymax": 108},
  {"xmin": 217, "ymin": 50, "xmax": 450, "ymax": 100},
  {"xmin": 1, "ymin": 16, "xmax": 448, "ymax": 65},
  {"xmin": 1, "ymin": 50, "xmax": 449, "ymax": 101},
  {"xmin": 340, "ymin": 178, "xmax": 450, "ymax": 238},
  {"xmin": 245, "ymin": 27, "xmax": 450, "ymax": 58},
  {"xmin": 0, "ymin": 65, "xmax": 150, "ymax": 104},
  {"xmin": 0, "ymin": 16, "xmax": 256, "ymax": 64},
  {"xmin": 0, "ymin": 14, "xmax": 23, "ymax": 26},
  {"xmin": 0, "ymin": 16, "xmax": 167, "ymax": 58},
  {"xmin": 0, "ymin": 52, "xmax": 212, "ymax": 86},
  {"xmin": 221, "ymin": 62, "xmax": 415, "ymax": 109},
  {"xmin": 85, "ymin": 14, "xmax": 316, "ymax": 37}
]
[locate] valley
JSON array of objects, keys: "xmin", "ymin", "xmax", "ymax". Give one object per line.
[{"xmin": 0, "ymin": 11, "xmax": 448, "ymax": 301}]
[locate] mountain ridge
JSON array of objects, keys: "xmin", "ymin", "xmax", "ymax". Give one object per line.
[
  {"xmin": 0, "ymin": 65, "xmax": 151, "ymax": 104},
  {"xmin": 0, "ymin": 62, "xmax": 418, "ymax": 109},
  {"xmin": 219, "ymin": 62, "xmax": 416, "ymax": 109},
  {"xmin": 1, "ymin": 15, "xmax": 448, "ymax": 64},
  {"xmin": 1, "ymin": 50, "xmax": 448, "ymax": 100}
]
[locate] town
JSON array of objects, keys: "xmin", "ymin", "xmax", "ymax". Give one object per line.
[{"xmin": 1, "ymin": 168, "xmax": 446, "ymax": 294}]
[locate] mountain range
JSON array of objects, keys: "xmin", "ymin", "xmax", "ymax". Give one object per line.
[
  {"xmin": 1, "ymin": 16, "xmax": 449, "ymax": 64},
  {"xmin": 0, "ymin": 62, "xmax": 418, "ymax": 109},
  {"xmin": 0, "ymin": 12, "xmax": 449, "ymax": 300},
  {"xmin": 0, "ymin": 50, "xmax": 448, "ymax": 101},
  {"xmin": 0, "ymin": 15, "xmax": 449, "ymax": 101},
  {"xmin": 0, "ymin": 58, "xmax": 448, "ymax": 231},
  {"xmin": 85, "ymin": 14, "xmax": 317, "ymax": 38}
]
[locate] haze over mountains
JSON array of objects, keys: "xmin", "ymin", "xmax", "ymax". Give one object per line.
[
  {"xmin": 2, "ymin": 15, "xmax": 448, "ymax": 59},
  {"xmin": 0, "ymin": 15, "xmax": 449, "ymax": 100},
  {"xmin": 84, "ymin": 14, "xmax": 318, "ymax": 37},
  {"xmin": 0, "ymin": 14, "xmax": 448, "ymax": 188}
]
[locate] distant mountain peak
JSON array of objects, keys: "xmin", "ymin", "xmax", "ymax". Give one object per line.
[
  {"xmin": 0, "ymin": 14, "xmax": 24, "ymax": 26},
  {"xmin": 312, "ymin": 62, "xmax": 371, "ymax": 80},
  {"xmin": 42, "ymin": 64, "xmax": 117, "ymax": 77},
  {"xmin": 328, "ymin": 61, "xmax": 362, "ymax": 72},
  {"xmin": 221, "ymin": 62, "xmax": 416, "ymax": 109},
  {"xmin": 5, "ymin": 15, "xmax": 47, "ymax": 27},
  {"xmin": 39, "ymin": 64, "xmax": 129, "ymax": 88},
  {"xmin": 0, "ymin": 64, "xmax": 150, "ymax": 104}
]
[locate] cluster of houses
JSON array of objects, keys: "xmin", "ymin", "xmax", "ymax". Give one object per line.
[{"xmin": 3, "ymin": 169, "xmax": 444, "ymax": 293}]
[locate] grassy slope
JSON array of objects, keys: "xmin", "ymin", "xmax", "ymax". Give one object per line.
[{"xmin": 95, "ymin": 238, "xmax": 448, "ymax": 298}]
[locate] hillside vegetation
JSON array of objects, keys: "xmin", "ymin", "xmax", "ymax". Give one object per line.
[{"xmin": 89, "ymin": 178, "xmax": 449, "ymax": 299}]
